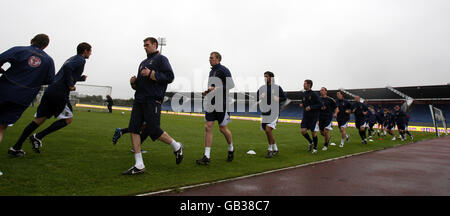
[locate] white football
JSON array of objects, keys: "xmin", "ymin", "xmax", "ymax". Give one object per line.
[{"xmin": 121, "ymin": 112, "xmax": 125, "ymax": 115}]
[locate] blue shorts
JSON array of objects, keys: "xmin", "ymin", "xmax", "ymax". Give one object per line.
[
  {"xmin": 0, "ymin": 99, "xmax": 28, "ymax": 125},
  {"xmin": 301, "ymin": 115, "xmax": 319, "ymax": 131},
  {"xmin": 396, "ymin": 121, "xmax": 406, "ymax": 131},
  {"xmin": 319, "ymin": 116, "xmax": 333, "ymax": 131},
  {"xmin": 337, "ymin": 117, "xmax": 350, "ymax": 128},
  {"xmin": 36, "ymin": 92, "xmax": 72, "ymax": 119},
  {"xmin": 128, "ymin": 100, "xmax": 164, "ymax": 141}
]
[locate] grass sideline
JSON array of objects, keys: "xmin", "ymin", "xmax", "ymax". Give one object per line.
[{"xmin": 0, "ymin": 107, "xmax": 438, "ymax": 195}]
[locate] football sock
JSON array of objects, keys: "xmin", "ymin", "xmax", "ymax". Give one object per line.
[
  {"xmin": 268, "ymin": 144, "xmax": 273, "ymax": 151},
  {"xmin": 313, "ymin": 136, "xmax": 318, "ymax": 149},
  {"xmin": 121, "ymin": 128, "xmax": 131, "ymax": 134},
  {"xmin": 205, "ymin": 147, "xmax": 211, "ymax": 159},
  {"xmin": 134, "ymin": 153, "xmax": 145, "ymax": 169},
  {"xmin": 228, "ymin": 143, "xmax": 234, "ymax": 152},
  {"xmin": 303, "ymin": 133, "xmax": 313, "ymax": 143},
  {"xmin": 13, "ymin": 121, "xmax": 39, "ymax": 150},
  {"xmin": 36, "ymin": 119, "xmax": 68, "ymax": 140},
  {"xmin": 273, "ymin": 144, "xmax": 278, "ymax": 151},
  {"xmin": 170, "ymin": 139, "xmax": 181, "ymax": 152}
]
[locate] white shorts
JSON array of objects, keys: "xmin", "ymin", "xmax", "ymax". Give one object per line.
[
  {"xmin": 56, "ymin": 104, "xmax": 73, "ymax": 119},
  {"xmin": 261, "ymin": 116, "xmax": 278, "ymax": 131}
]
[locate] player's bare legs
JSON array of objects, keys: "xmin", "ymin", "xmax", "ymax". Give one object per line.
[{"xmin": 0, "ymin": 125, "xmax": 7, "ymax": 143}]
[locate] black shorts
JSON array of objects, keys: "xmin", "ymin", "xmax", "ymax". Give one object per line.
[
  {"xmin": 301, "ymin": 115, "xmax": 319, "ymax": 131},
  {"xmin": 337, "ymin": 117, "xmax": 349, "ymax": 128},
  {"xmin": 0, "ymin": 99, "xmax": 28, "ymax": 125},
  {"xmin": 36, "ymin": 92, "xmax": 72, "ymax": 119},
  {"xmin": 128, "ymin": 100, "xmax": 163, "ymax": 141},
  {"xmin": 319, "ymin": 116, "xmax": 333, "ymax": 131},
  {"xmin": 205, "ymin": 111, "xmax": 231, "ymax": 126},
  {"xmin": 396, "ymin": 121, "xmax": 406, "ymax": 131},
  {"xmin": 355, "ymin": 119, "xmax": 367, "ymax": 129}
]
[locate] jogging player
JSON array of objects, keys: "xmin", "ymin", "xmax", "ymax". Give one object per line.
[
  {"xmin": 367, "ymin": 106, "xmax": 377, "ymax": 141},
  {"xmin": 393, "ymin": 105, "xmax": 408, "ymax": 141},
  {"xmin": 318, "ymin": 87, "xmax": 336, "ymax": 151},
  {"xmin": 123, "ymin": 37, "xmax": 183, "ymax": 175},
  {"xmin": 334, "ymin": 90, "xmax": 351, "ymax": 147},
  {"xmin": 196, "ymin": 51, "xmax": 235, "ymax": 165},
  {"xmin": 0, "ymin": 34, "xmax": 55, "ymax": 157},
  {"xmin": 300, "ymin": 79, "xmax": 321, "ymax": 154},
  {"xmin": 384, "ymin": 108, "xmax": 397, "ymax": 140},
  {"xmin": 351, "ymin": 96, "xmax": 369, "ymax": 144},
  {"xmin": 9, "ymin": 42, "xmax": 91, "ymax": 157},
  {"xmin": 257, "ymin": 71, "xmax": 287, "ymax": 158}
]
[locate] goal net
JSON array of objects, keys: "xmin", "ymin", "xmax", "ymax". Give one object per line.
[
  {"xmin": 429, "ymin": 105, "xmax": 448, "ymax": 136},
  {"xmin": 69, "ymin": 84, "xmax": 112, "ymax": 106}
]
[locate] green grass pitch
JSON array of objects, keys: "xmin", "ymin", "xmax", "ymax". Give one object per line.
[{"xmin": 0, "ymin": 107, "xmax": 438, "ymax": 195}]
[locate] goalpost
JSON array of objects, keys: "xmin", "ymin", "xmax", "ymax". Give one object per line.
[
  {"xmin": 429, "ymin": 105, "xmax": 448, "ymax": 136},
  {"xmin": 70, "ymin": 84, "xmax": 112, "ymax": 106}
]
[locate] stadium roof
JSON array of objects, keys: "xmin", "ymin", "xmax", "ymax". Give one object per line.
[{"xmin": 167, "ymin": 84, "xmax": 450, "ymax": 102}]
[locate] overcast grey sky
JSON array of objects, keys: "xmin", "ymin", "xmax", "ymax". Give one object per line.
[{"xmin": 1, "ymin": 0, "xmax": 449, "ymax": 99}]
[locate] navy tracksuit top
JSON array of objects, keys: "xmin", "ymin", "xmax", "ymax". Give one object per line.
[{"xmin": 0, "ymin": 45, "xmax": 55, "ymax": 106}]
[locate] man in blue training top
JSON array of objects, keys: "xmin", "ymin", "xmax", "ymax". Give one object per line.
[
  {"xmin": 8, "ymin": 42, "xmax": 91, "ymax": 157},
  {"xmin": 367, "ymin": 106, "xmax": 377, "ymax": 140},
  {"xmin": 257, "ymin": 71, "xmax": 287, "ymax": 158},
  {"xmin": 334, "ymin": 90, "xmax": 352, "ymax": 147},
  {"xmin": 0, "ymin": 34, "xmax": 55, "ymax": 150},
  {"xmin": 123, "ymin": 37, "xmax": 183, "ymax": 175},
  {"xmin": 318, "ymin": 87, "xmax": 336, "ymax": 151},
  {"xmin": 375, "ymin": 105, "xmax": 386, "ymax": 137},
  {"xmin": 393, "ymin": 105, "xmax": 408, "ymax": 141},
  {"xmin": 300, "ymin": 79, "xmax": 321, "ymax": 154},
  {"xmin": 197, "ymin": 51, "xmax": 235, "ymax": 165},
  {"xmin": 351, "ymin": 96, "xmax": 369, "ymax": 144},
  {"xmin": 383, "ymin": 108, "xmax": 397, "ymax": 140}
]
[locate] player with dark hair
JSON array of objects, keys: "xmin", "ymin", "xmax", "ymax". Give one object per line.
[
  {"xmin": 9, "ymin": 42, "xmax": 91, "ymax": 157},
  {"xmin": 123, "ymin": 37, "xmax": 183, "ymax": 175},
  {"xmin": 196, "ymin": 51, "xmax": 235, "ymax": 165},
  {"xmin": 257, "ymin": 71, "xmax": 287, "ymax": 158},
  {"xmin": 334, "ymin": 90, "xmax": 351, "ymax": 147},
  {"xmin": 300, "ymin": 79, "xmax": 321, "ymax": 154},
  {"xmin": 0, "ymin": 34, "xmax": 55, "ymax": 158},
  {"xmin": 318, "ymin": 87, "xmax": 336, "ymax": 151},
  {"xmin": 351, "ymin": 96, "xmax": 369, "ymax": 144}
]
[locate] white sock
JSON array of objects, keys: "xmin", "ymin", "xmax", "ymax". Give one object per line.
[
  {"xmin": 205, "ymin": 147, "xmax": 211, "ymax": 158},
  {"xmin": 268, "ymin": 144, "xmax": 273, "ymax": 151},
  {"xmin": 170, "ymin": 139, "xmax": 181, "ymax": 152},
  {"xmin": 228, "ymin": 143, "xmax": 234, "ymax": 152},
  {"xmin": 272, "ymin": 144, "xmax": 278, "ymax": 151},
  {"xmin": 134, "ymin": 153, "xmax": 145, "ymax": 169},
  {"xmin": 341, "ymin": 139, "xmax": 345, "ymax": 145}
]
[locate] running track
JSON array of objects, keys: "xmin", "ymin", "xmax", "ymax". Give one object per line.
[{"xmin": 156, "ymin": 136, "xmax": 450, "ymax": 196}]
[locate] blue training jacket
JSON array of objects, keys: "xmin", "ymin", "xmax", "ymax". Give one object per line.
[
  {"xmin": 0, "ymin": 45, "xmax": 55, "ymax": 106},
  {"xmin": 45, "ymin": 54, "xmax": 87, "ymax": 98},
  {"xmin": 134, "ymin": 51, "xmax": 174, "ymax": 103}
]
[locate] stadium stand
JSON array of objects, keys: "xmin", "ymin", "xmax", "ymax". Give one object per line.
[{"xmin": 164, "ymin": 84, "xmax": 450, "ymax": 126}]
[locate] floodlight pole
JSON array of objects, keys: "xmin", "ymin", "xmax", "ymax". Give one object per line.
[
  {"xmin": 158, "ymin": 37, "xmax": 167, "ymax": 54},
  {"xmin": 339, "ymin": 88, "xmax": 365, "ymax": 103},
  {"xmin": 386, "ymin": 85, "xmax": 414, "ymax": 103}
]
